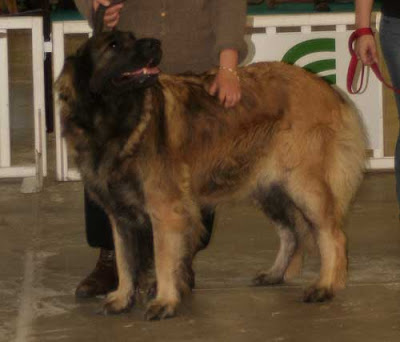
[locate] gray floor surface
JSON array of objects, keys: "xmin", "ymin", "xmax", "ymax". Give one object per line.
[{"xmin": 1, "ymin": 173, "xmax": 400, "ymax": 342}]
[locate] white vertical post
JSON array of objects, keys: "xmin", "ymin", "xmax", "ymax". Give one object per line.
[
  {"xmin": 0, "ymin": 17, "xmax": 46, "ymax": 182},
  {"xmin": 53, "ymin": 22, "xmax": 91, "ymax": 181},
  {"xmin": 31, "ymin": 17, "xmax": 47, "ymax": 176},
  {"xmin": 266, "ymin": 27, "xmax": 277, "ymax": 35},
  {"xmin": 0, "ymin": 29, "xmax": 11, "ymax": 167},
  {"xmin": 301, "ymin": 25, "xmax": 312, "ymax": 34},
  {"xmin": 336, "ymin": 24, "xmax": 346, "ymax": 33},
  {"xmin": 52, "ymin": 22, "xmax": 67, "ymax": 181}
]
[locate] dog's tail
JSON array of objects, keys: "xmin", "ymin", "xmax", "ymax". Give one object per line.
[
  {"xmin": 327, "ymin": 96, "xmax": 367, "ymax": 220},
  {"xmin": 286, "ymin": 98, "xmax": 366, "ymax": 280}
]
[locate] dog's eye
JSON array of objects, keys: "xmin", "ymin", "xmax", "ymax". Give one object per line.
[{"xmin": 110, "ymin": 41, "xmax": 118, "ymax": 49}]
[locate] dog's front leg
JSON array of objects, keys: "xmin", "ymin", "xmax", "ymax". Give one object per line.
[
  {"xmin": 103, "ymin": 215, "xmax": 141, "ymax": 314},
  {"xmin": 144, "ymin": 200, "xmax": 196, "ymax": 320}
]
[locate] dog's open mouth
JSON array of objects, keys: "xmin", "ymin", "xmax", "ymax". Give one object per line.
[
  {"xmin": 113, "ymin": 64, "xmax": 160, "ymax": 87},
  {"xmin": 122, "ymin": 66, "xmax": 160, "ymax": 78}
]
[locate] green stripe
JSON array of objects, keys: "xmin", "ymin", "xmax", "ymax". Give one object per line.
[
  {"xmin": 282, "ymin": 38, "xmax": 335, "ymax": 64},
  {"xmin": 322, "ymin": 74, "xmax": 336, "ymax": 85},
  {"xmin": 303, "ymin": 59, "xmax": 336, "ymax": 75}
]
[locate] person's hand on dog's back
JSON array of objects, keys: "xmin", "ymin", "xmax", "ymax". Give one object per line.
[
  {"xmin": 93, "ymin": 0, "xmax": 123, "ymax": 28},
  {"xmin": 209, "ymin": 68, "xmax": 241, "ymax": 108},
  {"xmin": 209, "ymin": 49, "xmax": 242, "ymax": 108}
]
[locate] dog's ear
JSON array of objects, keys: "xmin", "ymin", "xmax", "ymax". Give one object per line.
[
  {"xmin": 89, "ymin": 68, "xmax": 108, "ymax": 94},
  {"xmin": 55, "ymin": 57, "xmax": 78, "ymax": 104}
]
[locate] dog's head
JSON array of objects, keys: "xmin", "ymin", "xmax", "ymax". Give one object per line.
[{"xmin": 57, "ymin": 30, "xmax": 162, "ymax": 97}]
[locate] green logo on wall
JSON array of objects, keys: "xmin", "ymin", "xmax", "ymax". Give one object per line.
[{"xmin": 282, "ymin": 38, "xmax": 336, "ymax": 84}]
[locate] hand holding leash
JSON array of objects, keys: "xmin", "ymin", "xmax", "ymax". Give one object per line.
[
  {"xmin": 347, "ymin": 28, "xmax": 400, "ymax": 95},
  {"xmin": 93, "ymin": 0, "xmax": 125, "ymax": 35},
  {"xmin": 355, "ymin": 33, "xmax": 378, "ymax": 66}
]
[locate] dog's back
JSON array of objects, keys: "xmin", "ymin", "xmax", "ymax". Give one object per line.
[{"xmin": 155, "ymin": 62, "xmax": 366, "ymax": 211}]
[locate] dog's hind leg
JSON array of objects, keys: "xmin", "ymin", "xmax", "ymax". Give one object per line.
[
  {"xmin": 288, "ymin": 176, "xmax": 348, "ymax": 303},
  {"xmin": 252, "ymin": 184, "xmax": 304, "ymax": 285},
  {"xmin": 103, "ymin": 214, "xmax": 152, "ymax": 314},
  {"xmin": 303, "ymin": 220, "xmax": 347, "ymax": 303},
  {"xmin": 303, "ymin": 228, "xmax": 347, "ymax": 303},
  {"xmin": 253, "ymin": 223, "xmax": 298, "ymax": 285},
  {"xmin": 283, "ymin": 228, "xmax": 307, "ymax": 280}
]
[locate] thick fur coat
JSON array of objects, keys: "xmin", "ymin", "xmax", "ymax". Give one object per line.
[{"xmin": 56, "ymin": 31, "xmax": 366, "ymax": 320}]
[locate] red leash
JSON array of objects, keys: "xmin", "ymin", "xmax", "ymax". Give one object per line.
[{"xmin": 347, "ymin": 27, "xmax": 400, "ymax": 94}]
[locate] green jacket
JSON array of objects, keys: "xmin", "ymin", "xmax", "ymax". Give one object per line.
[{"xmin": 74, "ymin": 0, "xmax": 248, "ymax": 73}]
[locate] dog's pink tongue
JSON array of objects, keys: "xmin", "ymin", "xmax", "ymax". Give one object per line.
[
  {"xmin": 144, "ymin": 67, "xmax": 160, "ymax": 75},
  {"xmin": 122, "ymin": 67, "xmax": 160, "ymax": 77}
]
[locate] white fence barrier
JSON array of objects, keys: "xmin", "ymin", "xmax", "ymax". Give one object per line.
[
  {"xmin": 246, "ymin": 12, "xmax": 390, "ymax": 170},
  {"xmin": 52, "ymin": 20, "xmax": 91, "ymax": 181},
  {"xmin": 52, "ymin": 12, "xmax": 391, "ymax": 181},
  {"xmin": 0, "ymin": 16, "xmax": 47, "ymax": 181}
]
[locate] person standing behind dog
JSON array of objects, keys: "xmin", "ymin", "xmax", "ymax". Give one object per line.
[
  {"xmin": 72, "ymin": 0, "xmax": 248, "ymax": 298},
  {"xmin": 355, "ymin": 0, "xmax": 400, "ymax": 209}
]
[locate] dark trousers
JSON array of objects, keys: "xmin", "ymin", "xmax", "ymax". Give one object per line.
[
  {"xmin": 84, "ymin": 192, "xmax": 114, "ymax": 250},
  {"xmin": 84, "ymin": 191, "xmax": 215, "ymax": 250},
  {"xmin": 380, "ymin": 15, "xmax": 400, "ymax": 207}
]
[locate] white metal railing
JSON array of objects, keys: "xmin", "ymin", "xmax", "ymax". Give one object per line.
[
  {"xmin": 52, "ymin": 12, "xmax": 391, "ymax": 181},
  {"xmin": 0, "ymin": 16, "xmax": 47, "ymax": 182},
  {"xmin": 52, "ymin": 20, "xmax": 91, "ymax": 181},
  {"xmin": 246, "ymin": 12, "xmax": 388, "ymax": 170}
]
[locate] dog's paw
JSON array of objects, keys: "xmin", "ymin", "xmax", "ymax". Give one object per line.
[
  {"xmin": 145, "ymin": 299, "xmax": 177, "ymax": 321},
  {"xmin": 252, "ymin": 271, "xmax": 284, "ymax": 286},
  {"xmin": 303, "ymin": 286, "xmax": 334, "ymax": 303},
  {"xmin": 102, "ymin": 289, "xmax": 134, "ymax": 315}
]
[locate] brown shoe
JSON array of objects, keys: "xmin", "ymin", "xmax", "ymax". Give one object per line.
[{"xmin": 75, "ymin": 249, "xmax": 118, "ymax": 298}]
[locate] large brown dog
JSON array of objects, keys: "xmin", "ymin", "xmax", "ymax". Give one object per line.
[{"xmin": 56, "ymin": 30, "xmax": 366, "ymax": 320}]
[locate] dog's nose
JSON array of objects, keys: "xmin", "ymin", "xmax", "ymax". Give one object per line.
[{"xmin": 135, "ymin": 39, "xmax": 162, "ymax": 62}]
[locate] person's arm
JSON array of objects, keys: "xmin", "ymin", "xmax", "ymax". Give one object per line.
[
  {"xmin": 355, "ymin": 0, "xmax": 378, "ymax": 65},
  {"xmin": 212, "ymin": 0, "xmax": 247, "ymax": 63},
  {"xmin": 355, "ymin": 0, "xmax": 374, "ymax": 28},
  {"xmin": 209, "ymin": 0, "xmax": 247, "ymax": 108}
]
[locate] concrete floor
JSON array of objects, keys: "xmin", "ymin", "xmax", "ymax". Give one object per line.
[
  {"xmin": 1, "ymin": 173, "xmax": 400, "ymax": 342},
  {"xmin": 1, "ymin": 31, "xmax": 400, "ymax": 342}
]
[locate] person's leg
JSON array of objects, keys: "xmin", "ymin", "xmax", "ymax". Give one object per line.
[
  {"xmin": 84, "ymin": 191, "xmax": 114, "ymax": 250},
  {"xmin": 75, "ymin": 191, "xmax": 117, "ymax": 298},
  {"xmin": 380, "ymin": 15, "xmax": 400, "ymax": 208}
]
